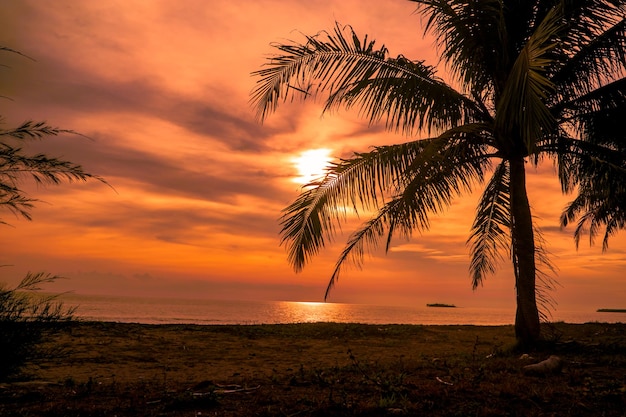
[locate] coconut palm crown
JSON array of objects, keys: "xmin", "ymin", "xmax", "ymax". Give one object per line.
[{"xmin": 251, "ymin": 0, "xmax": 626, "ymax": 347}]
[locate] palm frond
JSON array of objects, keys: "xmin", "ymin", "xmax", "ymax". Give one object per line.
[
  {"xmin": 539, "ymin": 125, "xmax": 626, "ymax": 197},
  {"xmin": 553, "ymin": 77, "xmax": 626, "ymax": 147},
  {"xmin": 467, "ymin": 161, "xmax": 510, "ymax": 289},
  {"xmin": 321, "ymin": 135, "xmax": 490, "ymax": 297},
  {"xmin": 281, "ymin": 125, "xmax": 493, "ymax": 273},
  {"xmin": 561, "ymin": 179, "xmax": 626, "ymax": 251},
  {"xmin": 323, "ymin": 53, "xmax": 486, "ymax": 136},
  {"xmin": 554, "ymin": 0, "xmax": 625, "ymax": 66},
  {"xmin": 410, "ymin": 0, "xmax": 506, "ymax": 95},
  {"xmin": 323, "ymin": 200, "xmax": 395, "ymax": 300},
  {"xmin": 551, "ymin": 18, "xmax": 626, "ymax": 103},
  {"xmin": 495, "ymin": 4, "xmax": 561, "ymax": 153},
  {"xmin": 555, "ymin": 76, "xmax": 626, "ymax": 116},
  {"xmin": 280, "ymin": 185, "xmax": 341, "ymax": 272},
  {"xmin": 251, "ymin": 23, "xmax": 484, "ymax": 135},
  {"xmin": 533, "ymin": 224, "xmax": 559, "ymax": 322},
  {"xmin": 280, "ymin": 139, "xmax": 437, "ymax": 271}
]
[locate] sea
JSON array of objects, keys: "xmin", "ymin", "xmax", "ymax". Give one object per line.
[{"xmin": 55, "ymin": 294, "xmax": 625, "ymax": 326}]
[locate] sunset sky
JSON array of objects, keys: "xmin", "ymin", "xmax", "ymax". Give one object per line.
[{"xmin": 2, "ymin": 0, "xmax": 625, "ymax": 315}]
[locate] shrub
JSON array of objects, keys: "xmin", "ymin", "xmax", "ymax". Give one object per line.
[{"xmin": 0, "ymin": 272, "xmax": 75, "ymax": 380}]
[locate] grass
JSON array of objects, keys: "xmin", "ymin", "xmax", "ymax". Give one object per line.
[{"xmin": 0, "ymin": 321, "xmax": 625, "ymax": 416}]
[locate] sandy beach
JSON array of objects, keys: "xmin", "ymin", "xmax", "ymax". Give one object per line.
[{"xmin": 1, "ymin": 321, "xmax": 625, "ymax": 416}]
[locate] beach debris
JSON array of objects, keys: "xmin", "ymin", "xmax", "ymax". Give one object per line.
[
  {"xmin": 212, "ymin": 383, "xmax": 261, "ymax": 394},
  {"xmin": 435, "ymin": 376, "xmax": 454, "ymax": 386},
  {"xmin": 190, "ymin": 381, "xmax": 261, "ymax": 395},
  {"xmin": 523, "ymin": 355, "xmax": 563, "ymax": 376}
]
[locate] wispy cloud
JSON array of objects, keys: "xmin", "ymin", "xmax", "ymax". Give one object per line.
[{"xmin": 1, "ymin": 0, "xmax": 625, "ymax": 311}]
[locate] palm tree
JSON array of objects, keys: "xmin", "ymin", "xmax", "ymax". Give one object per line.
[
  {"xmin": 560, "ymin": 104, "xmax": 626, "ymax": 250},
  {"xmin": 251, "ymin": 1, "xmax": 626, "ymax": 347}
]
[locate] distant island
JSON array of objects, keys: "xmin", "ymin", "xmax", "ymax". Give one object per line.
[
  {"xmin": 426, "ymin": 303, "xmax": 457, "ymax": 308},
  {"xmin": 597, "ymin": 308, "xmax": 626, "ymax": 313}
]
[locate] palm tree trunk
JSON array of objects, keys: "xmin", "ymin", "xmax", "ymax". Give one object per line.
[{"xmin": 509, "ymin": 157, "xmax": 540, "ymax": 346}]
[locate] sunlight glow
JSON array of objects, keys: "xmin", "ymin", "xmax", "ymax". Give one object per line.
[
  {"xmin": 291, "ymin": 148, "xmax": 333, "ymax": 184},
  {"xmin": 281, "ymin": 301, "xmax": 334, "ymax": 323}
]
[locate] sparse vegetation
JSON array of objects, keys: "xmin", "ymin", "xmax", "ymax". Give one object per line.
[
  {"xmin": 1, "ymin": 321, "xmax": 624, "ymax": 416},
  {"xmin": 1, "ymin": 46, "xmax": 107, "ymax": 382},
  {"xmin": 0, "ymin": 273, "xmax": 75, "ymax": 380}
]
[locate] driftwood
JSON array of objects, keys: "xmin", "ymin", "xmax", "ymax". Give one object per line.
[
  {"xmin": 190, "ymin": 382, "xmax": 261, "ymax": 395},
  {"xmin": 435, "ymin": 376, "xmax": 454, "ymax": 386},
  {"xmin": 523, "ymin": 355, "xmax": 563, "ymax": 376},
  {"xmin": 213, "ymin": 383, "xmax": 261, "ymax": 394}
]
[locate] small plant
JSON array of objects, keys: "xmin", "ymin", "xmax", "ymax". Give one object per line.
[{"xmin": 0, "ymin": 272, "xmax": 75, "ymax": 380}]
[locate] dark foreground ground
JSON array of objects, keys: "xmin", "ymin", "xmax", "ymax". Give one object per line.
[{"xmin": 1, "ymin": 321, "xmax": 625, "ymax": 416}]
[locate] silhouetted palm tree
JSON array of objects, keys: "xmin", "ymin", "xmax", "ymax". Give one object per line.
[{"xmin": 251, "ymin": 1, "xmax": 625, "ymax": 347}]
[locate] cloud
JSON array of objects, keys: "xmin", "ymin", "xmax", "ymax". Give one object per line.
[
  {"xmin": 2, "ymin": 0, "xmax": 625, "ymax": 312},
  {"xmin": 389, "ymin": 242, "xmax": 468, "ymax": 263}
]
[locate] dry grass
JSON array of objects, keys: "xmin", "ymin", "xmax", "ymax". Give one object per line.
[{"xmin": 1, "ymin": 321, "xmax": 625, "ymax": 416}]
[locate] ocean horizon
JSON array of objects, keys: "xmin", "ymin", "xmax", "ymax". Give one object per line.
[{"xmin": 56, "ymin": 293, "xmax": 626, "ymax": 326}]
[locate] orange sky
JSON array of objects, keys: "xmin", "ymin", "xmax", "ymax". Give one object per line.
[{"xmin": 1, "ymin": 1, "xmax": 625, "ymax": 316}]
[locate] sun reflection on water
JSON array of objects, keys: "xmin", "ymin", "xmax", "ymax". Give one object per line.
[{"xmin": 279, "ymin": 301, "xmax": 347, "ymax": 323}]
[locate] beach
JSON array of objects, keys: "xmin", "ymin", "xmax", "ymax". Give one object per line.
[{"xmin": 1, "ymin": 321, "xmax": 625, "ymax": 416}]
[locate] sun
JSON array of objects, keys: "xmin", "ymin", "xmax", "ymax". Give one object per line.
[{"xmin": 291, "ymin": 148, "xmax": 333, "ymax": 184}]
